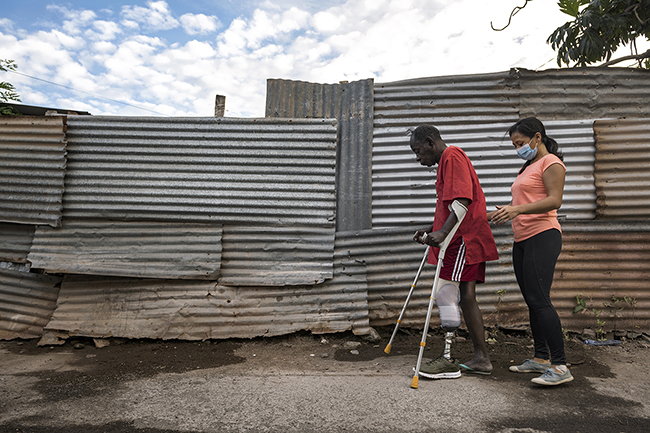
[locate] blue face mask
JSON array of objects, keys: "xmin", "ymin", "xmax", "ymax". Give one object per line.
[{"xmin": 517, "ymin": 140, "xmax": 538, "ymax": 161}]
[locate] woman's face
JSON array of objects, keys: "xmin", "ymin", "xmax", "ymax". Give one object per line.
[{"xmin": 510, "ymin": 131, "xmax": 540, "ymax": 150}]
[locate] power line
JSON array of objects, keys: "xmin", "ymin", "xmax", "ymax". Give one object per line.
[{"xmin": 7, "ymin": 69, "xmax": 170, "ymax": 116}]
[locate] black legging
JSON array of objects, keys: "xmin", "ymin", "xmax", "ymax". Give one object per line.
[{"xmin": 512, "ymin": 228, "xmax": 565, "ymax": 365}]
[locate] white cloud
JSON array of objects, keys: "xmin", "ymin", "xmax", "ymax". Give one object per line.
[
  {"xmin": 179, "ymin": 13, "xmax": 221, "ymax": 35},
  {"xmin": 243, "ymin": 10, "xmax": 279, "ymax": 49},
  {"xmin": 63, "ymin": 10, "xmax": 97, "ymax": 35},
  {"xmin": 1, "ymin": 0, "xmax": 580, "ymax": 118},
  {"xmin": 103, "ymin": 36, "xmax": 166, "ymax": 81},
  {"xmin": 0, "ymin": 18, "xmax": 14, "ymax": 31},
  {"xmin": 120, "ymin": 1, "xmax": 179, "ymax": 31},
  {"xmin": 312, "ymin": 11, "xmax": 342, "ymax": 33},
  {"xmin": 88, "ymin": 20, "xmax": 122, "ymax": 41},
  {"xmin": 56, "ymin": 61, "xmax": 96, "ymax": 92},
  {"xmin": 92, "ymin": 41, "xmax": 118, "ymax": 53},
  {"xmin": 277, "ymin": 8, "xmax": 310, "ymax": 32}
]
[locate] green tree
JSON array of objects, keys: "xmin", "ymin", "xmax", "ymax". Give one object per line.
[
  {"xmin": 547, "ymin": 0, "xmax": 650, "ymax": 68},
  {"xmin": 1, "ymin": 59, "xmax": 21, "ymax": 102}
]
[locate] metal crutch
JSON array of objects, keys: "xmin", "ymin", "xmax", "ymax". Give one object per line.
[
  {"xmin": 384, "ymin": 245, "xmax": 430, "ymax": 355},
  {"xmin": 411, "ymin": 202, "xmax": 467, "ymax": 389}
]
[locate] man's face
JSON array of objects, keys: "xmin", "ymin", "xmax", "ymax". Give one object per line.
[{"xmin": 410, "ymin": 137, "xmax": 438, "ymax": 167}]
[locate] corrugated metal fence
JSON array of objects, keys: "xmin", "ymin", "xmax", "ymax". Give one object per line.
[
  {"xmin": 1, "ymin": 115, "xmax": 372, "ymax": 341},
  {"xmin": 0, "ymin": 268, "xmax": 61, "ymax": 339},
  {"xmin": 0, "ymin": 222, "xmax": 35, "ymax": 264},
  {"xmin": 43, "ymin": 234, "xmax": 369, "ymax": 340},
  {"xmin": 28, "ymin": 220, "xmax": 223, "ymax": 280},
  {"xmin": 336, "ymin": 224, "xmax": 524, "ymax": 328},
  {"xmin": 594, "ymin": 118, "xmax": 650, "ymax": 219},
  {"xmin": 2, "ymin": 67, "xmax": 650, "ymax": 341},
  {"xmin": 0, "ymin": 116, "xmax": 67, "ymax": 227},
  {"xmin": 554, "ymin": 221, "xmax": 650, "ymax": 332},
  {"xmin": 64, "ymin": 116, "xmax": 338, "ymax": 227},
  {"xmin": 518, "ymin": 67, "xmax": 650, "ymax": 120},
  {"xmin": 371, "ymin": 120, "xmax": 596, "ymax": 227},
  {"xmin": 266, "ymin": 78, "xmax": 375, "ymax": 232}
]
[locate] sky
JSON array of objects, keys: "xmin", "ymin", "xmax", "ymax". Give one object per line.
[{"xmin": 0, "ymin": 1, "xmax": 644, "ymax": 117}]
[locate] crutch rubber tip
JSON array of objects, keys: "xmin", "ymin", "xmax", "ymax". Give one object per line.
[
  {"xmin": 384, "ymin": 344, "xmax": 392, "ymax": 354},
  {"xmin": 410, "ymin": 376, "xmax": 419, "ymax": 389}
]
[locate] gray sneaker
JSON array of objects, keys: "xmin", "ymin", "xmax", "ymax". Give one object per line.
[
  {"xmin": 531, "ymin": 367, "xmax": 574, "ymax": 386},
  {"xmin": 509, "ymin": 359, "xmax": 551, "ymax": 373},
  {"xmin": 416, "ymin": 356, "xmax": 461, "ymax": 379}
]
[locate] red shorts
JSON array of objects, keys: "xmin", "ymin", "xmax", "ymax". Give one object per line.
[{"xmin": 437, "ymin": 237, "xmax": 486, "ymax": 283}]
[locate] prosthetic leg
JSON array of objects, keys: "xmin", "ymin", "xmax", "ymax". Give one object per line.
[
  {"xmin": 436, "ymin": 278, "xmax": 461, "ymax": 360},
  {"xmin": 411, "ymin": 200, "xmax": 468, "ymax": 389}
]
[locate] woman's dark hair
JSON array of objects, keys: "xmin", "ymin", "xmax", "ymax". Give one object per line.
[{"xmin": 507, "ymin": 117, "xmax": 563, "ymax": 174}]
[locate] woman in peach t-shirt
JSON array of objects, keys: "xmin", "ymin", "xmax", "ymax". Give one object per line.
[{"xmin": 488, "ymin": 117, "xmax": 573, "ymax": 386}]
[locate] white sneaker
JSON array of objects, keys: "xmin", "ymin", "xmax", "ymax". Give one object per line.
[{"xmin": 531, "ymin": 366, "xmax": 574, "ymax": 386}]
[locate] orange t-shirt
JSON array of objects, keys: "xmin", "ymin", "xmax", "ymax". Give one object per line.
[{"xmin": 511, "ymin": 154, "xmax": 566, "ymax": 242}]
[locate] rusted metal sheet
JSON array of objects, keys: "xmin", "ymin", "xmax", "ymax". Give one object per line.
[
  {"xmin": 374, "ymin": 71, "xmax": 520, "ymax": 128},
  {"xmin": 553, "ymin": 221, "xmax": 650, "ymax": 333},
  {"xmin": 218, "ymin": 225, "xmax": 334, "ymax": 286},
  {"xmin": 372, "ymin": 120, "xmax": 596, "ymax": 228},
  {"xmin": 336, "ymin": 225, "xmax": 525, "ymax": 328},
  {"xmin": 518, "ymin": 67, "xmax": 650, "ymax": 120},
  {"xmin": 63, "ymin": 116, "xmax": 337, "ymax": 227},
  {"xmin": 0, "ymin": 222, "xmax": 35, "ymax": 264},
  {"xmin": 0, "ymin": 116, "xmax": 66, "ymax": 227},
  {"xmin": 0, "ymin": 268, "xmax": 62, "ymax": 339},
  {"xmin": 43, "ymin": 238, "xmax": 369, "ymax": 340},
  {"xmin": 27, "ymin": 220, "xmax": 222, "ymax": 280},
  {"xmin": 594, "ymin": 118, "xmax": 650, "ymax": 219},
  {"xmin": 266, "ymin": 78, "xmax": 374, "ymax": 232}
]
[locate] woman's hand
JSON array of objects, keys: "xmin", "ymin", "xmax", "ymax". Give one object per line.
[{"xmin": 490, "ymin": 204, "xmax": 520, "ymax": 225}]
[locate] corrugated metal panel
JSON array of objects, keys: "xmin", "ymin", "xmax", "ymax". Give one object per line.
[
  {"xmin": 219, "ymin": 225, "xmax": 334, "ymax": 286},
  {"xmin": 594, "ymin": 118, "xmax": 650, "ymax": 219},
  {"xmin": 0, "ymin": 268, "xmax": 62, "ymax": 339},
  {"xmin": 0, "ymin": 116, "xmax": 66, "ymax": 227},
  {"xmin": 518, "ymin": 67, "xmax": 650, "ymax": 120},
  {"xmin": 336, "ymin": 225, "xmax": 525, "ymax": 328},
  {"xmin": 63, "ymin": 116, "xmax": 337, "ymax": 227},
  {"xmin": 372, "ymin": 71, "xmax": 518, "ymax": 228},
  {"xmin": 27, "ymin": 220, "xmax": 222, "ymax": 280},
  {"xmin": 374, "ymin": 71, "xmax": 520, "ymax": 129},
  {"xmin": 553, "ymin": 221, "xmax": 650, "ymax": 333},
  {"xmin": 372, "ymin": 120, "xmax": 596, "ymax": 228},
  {"xmin": 43, "ymin": 237, "xmax": 369, "ymax": 340},
  {"xmin": 265, "ymin": 78, "xmax": 374, "ymax": 232},
  {"xmin": 0, "ymin": 222, "xmax": 35, "ymax": 263}
]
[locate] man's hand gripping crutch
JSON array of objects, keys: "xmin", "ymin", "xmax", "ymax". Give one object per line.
[{"xmin": 411, "ymin": 199, "xmax": 468, "ymax": 389}]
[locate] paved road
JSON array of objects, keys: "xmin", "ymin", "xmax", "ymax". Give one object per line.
[{"xmin": 1, "ymin": 331, "xmax": 649, "ymax": 433}]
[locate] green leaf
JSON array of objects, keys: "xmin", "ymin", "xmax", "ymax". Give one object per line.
[
  {"xmin": 573, "ymin": 305, "xmax": 585, "ymax": 314},
  {"xmin": 558, "ymin": 0, "xmax": 590, "ymax": 17}
]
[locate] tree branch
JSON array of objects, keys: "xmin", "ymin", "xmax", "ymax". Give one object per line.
[
  {"xmin": 598, "ymin": 48, "xmax": 650, "ymax": 67},
  {"xmin": 491, "ymin": 0, "xmax": 532, "ymax": 31}
]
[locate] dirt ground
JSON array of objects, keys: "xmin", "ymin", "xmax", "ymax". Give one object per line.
[{"xmin": 1, "ymin": 325, "xmax": 649, "ymax": 433}]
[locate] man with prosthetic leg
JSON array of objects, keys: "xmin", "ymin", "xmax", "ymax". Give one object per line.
[{"xmin": 410, "ymin": 125, "xmax": 499, "ymax": 379}]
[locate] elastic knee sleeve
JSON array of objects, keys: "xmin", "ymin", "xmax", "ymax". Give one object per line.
[{"xmin": 435, "ymin": 279, "xmax": 461, "ymax": 331}]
